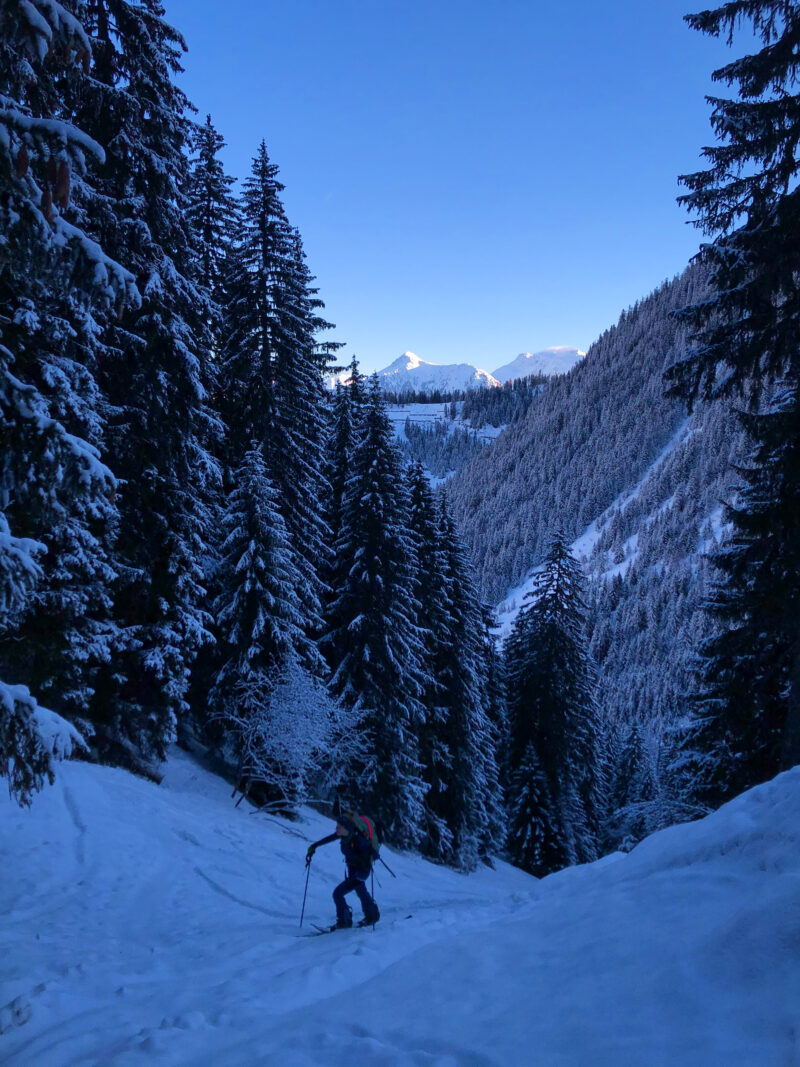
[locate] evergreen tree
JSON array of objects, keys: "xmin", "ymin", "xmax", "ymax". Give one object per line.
[
  {"xmin": 323, "ymin": 377, "xmax": 429, "ymax": 847},
  {"xmin": 180, "ymin": 114, "xmax": 238, "ymax": 739},
  {"xmin": 219, "ymin": 143, "xmax": 330, "ymax": 642},
  {"xmin": 72, "ymin": 0, "xmax": 219, "ymax": 765},
  {"xmin": 324, "ymin": 357, "xmax": 365, "ymax": 558},
  {"xmin": 436, "ymin": 495, "xmax": 505, "ymax": 868},
  {"xmin": 406, "ymin": 461, "xmax": 452, "ymax": 861},
  {"xmin": 184, "ymin": 114, "xmax": 238, "ymax": 306},
  {"xmin": 666, "ymin": 1, "xmax": 800, "ymax": 798},
  {"xmin": 272, "ymin": 225, "xmax": 333, "ymax": 619},
  {"xmin": 505, "ymin": 532, "xmax": 601, "ymax": 873},
  {"xmin": 0, "ymin": 0, "xmax": 135, "ymax": 802},
  {"xmin": 680, "ymin": 390, "xmax": 800, "ymax": 804},
  {"xmin": 211, "ymin": 447, "xmax": 321, "ymax": 805},
  {"xmin": 507, "ymin": 741, "xmax": 563, "ymax": 876}
]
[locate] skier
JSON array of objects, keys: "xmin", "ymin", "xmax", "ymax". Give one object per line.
[{"xmin": 306, "ymin": 811, "xmax": 381, "ymax": 929}]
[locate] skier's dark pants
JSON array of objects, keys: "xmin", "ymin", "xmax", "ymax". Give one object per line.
[{"xmin": 333, "ymin": 869, "xmax": 376, "ymax": 920}]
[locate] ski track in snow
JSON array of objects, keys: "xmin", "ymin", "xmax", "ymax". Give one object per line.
[{"xmin": 2, "ymin": 749, "xmax": 800, "ymax": 1065}]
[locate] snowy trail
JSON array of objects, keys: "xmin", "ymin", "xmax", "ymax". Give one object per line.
[
  {"xmin": 3, "ymin": 750, "xmax": 800, "ymax": 1065},
  {"xmin": 1, "ymin": 751, "xmax": 534, "ymax": 1065}
]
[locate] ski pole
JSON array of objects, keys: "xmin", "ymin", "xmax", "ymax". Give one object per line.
[
  {"xmin": 378, "ymin": 855, "xmax": 397, "ymax": 879},
  {"xmin": 370, "ymin": 869, "xmax": 376, "ymax": 931},
  {"xmin": 300, "ymin": 858, "xmax": 312, "ymax": 928}
]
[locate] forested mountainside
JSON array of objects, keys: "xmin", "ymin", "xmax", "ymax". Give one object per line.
[
  {"xmin": 449, "ymin": 265, "xmax": 751, "ymax": 844},
  {"xmin": 583, "ymin": 396, "xmax": 746, "ymax": 843},
  {"xmin": 448, "ymin": 267, "xmax": 709, "ymax": 604}
]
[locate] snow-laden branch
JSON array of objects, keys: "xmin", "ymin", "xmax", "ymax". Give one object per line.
[{"xmin": 0, "ymin": 681, "xmax": 87, "ymax": 807}]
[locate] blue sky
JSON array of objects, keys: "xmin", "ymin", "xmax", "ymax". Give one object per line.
[{"xmin": 164, "ymin": 0, "xmax": 734, "ymax": 374}]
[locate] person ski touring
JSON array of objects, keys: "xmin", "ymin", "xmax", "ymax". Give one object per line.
[{"xmin": 306, "ymin": 811, "xmax": 381, "ymax": 928}]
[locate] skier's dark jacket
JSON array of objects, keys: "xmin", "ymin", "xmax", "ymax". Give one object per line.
[{"xmin": 310, "ymin": 813, "xmax": 374, "ymax": 875}]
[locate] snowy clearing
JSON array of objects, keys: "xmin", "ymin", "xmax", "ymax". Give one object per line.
[{"xmin": 2, "ymin": 750, "xmax": 799, "ymax": 1065}]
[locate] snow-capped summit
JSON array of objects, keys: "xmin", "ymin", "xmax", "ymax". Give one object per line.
[
  {"xmin": 376, "ymin": 352, "xmax": 500, "ymax": 394},
  {"xmin": 492, "ymin": 347, "xmax": 585, "ymax": 382}
]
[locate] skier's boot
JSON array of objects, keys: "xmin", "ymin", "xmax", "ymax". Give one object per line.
[
  {"xmin": 358, "ymin": 904, "xmax": 380, "ymax": 928},
  {"xmin": 333, "ymin": 908, "xmax": 353, "ymax": 930}
]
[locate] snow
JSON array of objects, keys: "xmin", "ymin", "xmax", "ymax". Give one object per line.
[
  {"xmin": 30, "ymin": 703, "xmax": 86, "ymax": 761},
  {"xmin": 371, "ymin": 353, "xmax": 500, "ymax": 394},
  {"xmin": 384, "ymin": 401, "xmax": 453, "ymax": 439},
  {"xmin": 491, "ymin": 347, "xmax": 585, "ymax": 382},
  {"xmin": 3, "ymin": 748, "xmax": 800, "ymax": 1064},
  {"xmin": 386, "ymin": 402, "xmax": 502, "ymax": 447}
]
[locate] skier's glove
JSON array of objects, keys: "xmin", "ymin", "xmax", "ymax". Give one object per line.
[{"xmin": 306, "ymin": 845, "xmax": 316, "ymax": 865}]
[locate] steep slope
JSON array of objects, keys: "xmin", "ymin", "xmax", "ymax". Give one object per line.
[
  {"xmin": 448, "ymin": 268, "xmax": 709, "ymax": 604},
  {"xmin": 448, "ymin": 265, "xmax": 751, "ymax": 842},
  {"xmin": 2, "ymin": 749, "xmax": 798, "ymax": 1064}
]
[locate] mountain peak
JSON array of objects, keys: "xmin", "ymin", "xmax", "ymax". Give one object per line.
[
  {"xmin": 492, "ymin": 347, "xmax": 585, "ymax": 382},
  {"xmin": 375, "ymin": 353, "xmax": 500, "ymax": 394}
]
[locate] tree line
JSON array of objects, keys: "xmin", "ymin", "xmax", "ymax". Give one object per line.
[
  {"xmin": 0, "ymin": 0, "xmax": 506, "ymax": 874},
  {"xmin": 3, "ymin": 0, "xmax": 796, "ymax": 885}
]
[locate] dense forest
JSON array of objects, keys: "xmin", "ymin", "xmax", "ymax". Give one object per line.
[{"xmin": 2, "ymin": 0, "xmax": 798, "ymax": 883}]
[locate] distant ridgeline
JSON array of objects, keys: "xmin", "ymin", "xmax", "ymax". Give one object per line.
[{"xmin": 448, "ymin": 265, "xmax": 750, "ymax": 847}]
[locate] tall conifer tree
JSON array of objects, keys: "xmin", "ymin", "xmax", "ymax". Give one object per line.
[
  {"xmin": 219, "ymin": 143, "xmax": 330, "ymax": 641},
  {"xmin": 184, "ymin": 114, "xmax": 238, "ymax": 308},
  {"xmin": 72, "ymin": 0, "xmax": 219, "ymax": 764},
  {"xmin": 505, "ymin": 532, "xmax": 601, "ymax": 874},
  {"xmin": 211, "ymin": 447, "xmax": 321, "ymax": 804},
  {"xmin": 667, "ymin": 1, "xmax": 800, "ymax": 798},
  {"xmin": 406, "ymin": 461, "xmax": 452, "ymax": 861},
  {"xmin": 324, "ymin": 377, "xmax": 429, "ymax": 847},
  {"xmin": 436, "ymin": 495, "xmax": 505, "ymax": 869},
  {"xmin": 0, "ymin": 0, "xmax": 135, "ymax": 802}
]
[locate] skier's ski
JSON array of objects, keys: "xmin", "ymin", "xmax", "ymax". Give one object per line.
[
  {"xmin": 299, "ymin": 915, "xmax": 412, "ymax": 938},
  {"xmin": 299, "ymin": 922, "xmax": 347, "ymax": 937}
]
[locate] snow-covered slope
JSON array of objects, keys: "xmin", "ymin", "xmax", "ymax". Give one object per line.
[
  {"xmin": 491, "ymin": 346, "xmax": 584, "ymax": 381},
  {"xmin": 3, "ymin": 750, "xmax": 799, "ymax": 1065},
  {"xmin": 375, "ymin": 351, "xmax": 500, "ymax": 393}
]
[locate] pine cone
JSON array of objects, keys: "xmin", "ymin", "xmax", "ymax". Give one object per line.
[{"xmin": 41, "ymin": 188, "xmax": 53, "ymax": 222}]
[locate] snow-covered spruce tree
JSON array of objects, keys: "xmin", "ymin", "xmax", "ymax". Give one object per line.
[
  {"xmin": 323, "ymin": 358, "xmax": 366, "ymax": 589},
  {"xmin": 323, "ymin": 376, "xmax": 429, "ymax": 848},
  {"xmin": 506, "ymin": 741, "xmax": 562, "ymax": 876},
  {"xmin": 405, "ymin": 461, "xmax": 453, "ymax": 861},
  {"xmin": 180, "ymin": 113, "xmax": 238, "ymax": 737},
  {"xmin": 272, "ymin": 225, "xmax": 335, "ymax": 613},
  {"xmin": 184, "ymin": 114, "xmax": 238, "ymax": 303},
  {"xmin": 184, "ymin": 113, "xmax": 238, "ymax": 348},
  {"xmin": 436, "ymin": 494, "xmax": 505, "ymax": 868},
  {"xmin": 666, "ymin": 0, "xmax": 800, "ymax": 801},
  {"xmin": 0, "ymin": 0, "xmax": 136, "ymax": 802},
  {"xmin": 210, "ymin": 447, "xmax": 326, "ymax": 806},
  {"xmin": 71, "ymin": 0, "xmax": 219, "ymax": 766},
  {"xmin": 504, "ymin": 532, "xmax": 602, "ymax": 874},
  {"xmin": 218, "ymin": 143, "xmax": 330, "ymax": 641}
]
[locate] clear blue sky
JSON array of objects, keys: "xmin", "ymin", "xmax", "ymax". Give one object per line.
[{"xmin": 164, "ymin": 0, "xmax": 733, "ymax": 374}]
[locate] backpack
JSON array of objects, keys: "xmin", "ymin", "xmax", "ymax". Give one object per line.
[{"xmin": 346, "ymin": 810, "xmax": 381, "ymax": 860}]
